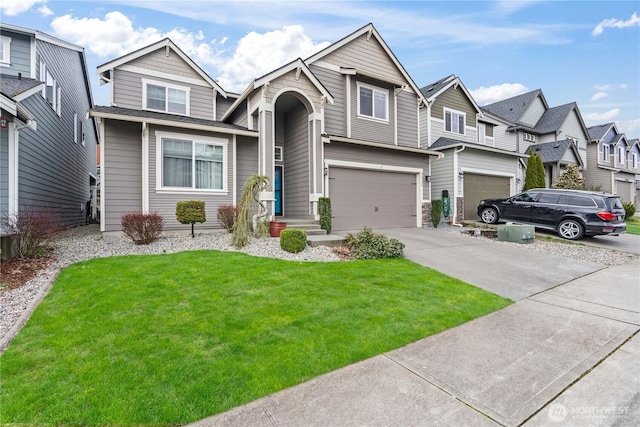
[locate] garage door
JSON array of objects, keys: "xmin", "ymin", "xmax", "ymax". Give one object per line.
[
  {"xmin": 615, "ymin": 181, "xmax": 633, "ymax": 203},
  {"xmin": 329, "ymin": 167, "xmax": 417, "ymax": 231},
  {"xmin": 463, "ymin": 174, "xmax": 510, "ymax": 220}
]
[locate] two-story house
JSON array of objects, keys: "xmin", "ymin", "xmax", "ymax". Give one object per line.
[
  {"xmin": 0, "ymin": 24, "xmax": 97, "ymax": 251},
  {"xmin": 480, "ymin": 90, "xmax": 587, "ymax": 188},
  {"xmin": 418, "ymin": 74, "xmax": 525, "ymax": 222},
  {"xmin": 586, "ymin": 123, "xmax": 638, "ymax": 204},
  {"xmin": 90, "ymin": 24, "xmax": 442, "ymax": 232}
]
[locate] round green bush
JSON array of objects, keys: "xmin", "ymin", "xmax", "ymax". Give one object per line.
[
  {"xmin": 623, "ymin": 202, "xmax": 636, "ymax": 218},
  {"xmin": 280, "ymin": 228, "xmax": 307, "ymax": 253}
]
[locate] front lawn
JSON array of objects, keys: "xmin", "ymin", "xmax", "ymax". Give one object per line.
[
  {"xmin": 1, "ymin": 250, "xmax": 511, "ymax": 425},
  {"xmin": 625, "ymin": 215, "xmax": 640, "ymax": 235}
]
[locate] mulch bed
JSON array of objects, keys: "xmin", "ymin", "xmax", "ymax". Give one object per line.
[{"xmin": 0, "ymin": 256, "xmax": 56, "ymax": 293}]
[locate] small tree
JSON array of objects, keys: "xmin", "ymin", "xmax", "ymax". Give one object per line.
[
  {"xmin": 318, "ymin": 197, "xmax": 332, "ymax": 234},
  {"xmin": 176, "ymin": 200, "xmax": 206, "ymax": 238},
  {"xmin": 534, "ymin": 153, "xmax": 546, "ymax": 188},
  {"xmin": 554, "ymin": 165, "xmax": 584, "ymax": 190},
  {"xmin": 523, "ymin": 153, "xmax": 538, "ymax": 191}
]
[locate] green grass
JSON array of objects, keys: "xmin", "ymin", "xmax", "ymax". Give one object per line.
[
  {"xmin": 0, "ymin": 250, "xmax": 511, "ymax": 425},
  {"xmin": 625, "ymin": 215, "xmax": 640, "ymax": 235}
]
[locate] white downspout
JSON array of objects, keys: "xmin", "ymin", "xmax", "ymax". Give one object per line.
[{"xmin": 452, "ymin": 145, "xmax": 466, "ymax": 226}]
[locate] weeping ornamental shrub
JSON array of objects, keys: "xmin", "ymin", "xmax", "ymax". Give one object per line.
[
  {"xmin": 318, "ymin": 197, "xmax": 332, "ymax": 234},
  {"xmin": 279, "ymin": 228, "xmax": 307, "ymax": 253},
  {"xmin": 176, "ymin": 200, "xmax": 206, "ymax": 238},
  {"xmin": 121, "ymin": 212, "xmax": 164, "ymax": 245},
  {"xmin": 233, "ymin": 175, "xmax": 269, "ymax": 248},
  {"xmin": 622, "ymin": 202, "xmax": 636, "ymax": 219}
]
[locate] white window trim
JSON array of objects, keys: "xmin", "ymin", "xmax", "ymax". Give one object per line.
[
  {"xmin": 444, "ymin": 107, "xmax": 466, "ymax": 136},
  {"xmin": 601, "ymin": 143, "xmax": 610, "ymax": 162},
  {"xmin": 74, "ymin": 113, "xmax": 78, "ymax": 143},
  {"xmin": 632, "ymin": 152, "xmax": 638, "ymax": 169},
  {"xmin": 142, "ymin": 78, "xmax": 190, "ymax": 116},
  {"xmin": 0, "ymin": 36, "xmax": 11, "ymax": 66},
  {"xmin": 617, "ymin": 145, "xmax": 626, "ymax": 165},
  {"xmin": 356, "ymin": 82, "xmax": 389, "ymax": 123},
  {"xmin": 155, "ymin": 130, "xmax": 228, "ymax": 193},
  {"xmin": 274, "ymin": 146, "xmax": 283, "ymax": 162},
  {"xmin": 80, "ymin": 120, "xmax": 85, "ymax": 146}
]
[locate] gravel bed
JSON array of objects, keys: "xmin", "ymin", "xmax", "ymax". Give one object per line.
[{"xmin": 1, "ymin": 224, "xmax": 636, "ymax": 343}]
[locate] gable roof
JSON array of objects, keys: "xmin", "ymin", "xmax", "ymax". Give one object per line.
[
  {"xmin": 419, "ymin": 74, "xmax": 482, "ymax": 115},
  {"xmin": 97, "ymin": 38, "xmax": 226, "ymax": 97},
  {"xmin": 1, "ymin": 22, "xmax": 84, "ymax": 53},
  {"xmin": 529, "ymin": 139, "xmax": 584, "ymax": 167},
  {"xmin": 533, "ymin": 102, "xmax": 576, "ymax": 134},
  {"xmin": 481, "ymin": 89, "xmax": 547, "ymax": 124},
  {"xmin": 0, "ymin": 74, "xmax": 42, "ymax": 100},
  {"xmin": 587, "ymin": 122, "xmax": 617, "ymax": 141},
  {"xmin": 305, "ymin": 23, "xmax": 426, "ymax": 104}
]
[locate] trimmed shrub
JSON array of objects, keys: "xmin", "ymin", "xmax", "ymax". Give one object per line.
[
  {"xmin": 623, "ymin": 202, "xmax": 636, "ymax": 219},
  {"xmin": 344, "ymin": 227, "xmax": 405, "ymax": 260},
  {"xmin": 121, "ymin": 212, "xmax": 164, "ymax": 245},
  {"xmin": 1, "ymin": 205, "xmax": 63, "ymax": 258},
  {"xmin": 217, "ymin": 205, "xmax": 239, "ymax": 232},
  {"xmin": 431, "ymin": 199, "xmax": 443, "ymax": 228},
  {"xmin": 176, "ymin": 200, "xmax": 206, "ymax": 238},
  {"xmin": 280, "ymin": 228, "xmax": 307, "ymax": 253},
  {"xmin": 318, "ymin": 197, "xmax": 332, "ymax": 234}
]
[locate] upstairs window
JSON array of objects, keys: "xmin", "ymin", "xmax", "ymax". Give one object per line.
[
  {"xmin": 444, "ymin": 108, "xmax": 465, "ymax": 135},
  {"xmin": 357, "ymin": 83, "xmax": 388, "ymax": 121},
  {"xmin": 0, "ymin": 36, "xmax": 11, "ymax": 65},
  {"xmin": 632, "ymin": 152, "xmax": 638, "ymax": 169},
  {"xmin": 600, "ymin": 143, "xmax": 610, "ymax": 162},
  {"xmin": 40, "ymin": 61, "xmax": 61, "ymax": 115},
  {"xmin": 143, "ymin": 79, "xmax": 189, "ymax": 115},
  {"xmin": 617, "ymin": 145, "xmax": 626, "ymax": 166},
  {"xmin": 523, "ymin": 132, "xmax": 536, "ymax": 142}
]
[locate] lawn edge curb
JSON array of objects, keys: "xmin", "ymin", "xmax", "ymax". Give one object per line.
[{"xmin": 0, "ymin": 268, "xmax": 61, "ymax": 354}]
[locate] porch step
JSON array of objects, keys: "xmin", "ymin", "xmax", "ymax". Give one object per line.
[
  {"xmin": 276, "ymin": 218, "xmax": 327, "ymax": 236},
  {"xmin": 307, "ymin": 234, "xmax": 346, "ymax": 248}
]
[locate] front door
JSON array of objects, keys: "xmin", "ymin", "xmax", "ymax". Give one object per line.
[{"xmin": 274, "ymin": 166, "xmax": 283, "ymax": 216}]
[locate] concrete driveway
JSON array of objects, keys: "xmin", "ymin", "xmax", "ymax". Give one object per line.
[
  {"xmin": 537, "ymin": 229, "xmax": 640, "ymax": 254},
  {"xmin": 376, "ymin": 227, "xmax": 607, "ymax": 301}
]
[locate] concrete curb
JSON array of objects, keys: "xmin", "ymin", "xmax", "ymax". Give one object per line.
[{"xmin": 0, "ymin": 267, "xmax": 61, "ymax": 354}]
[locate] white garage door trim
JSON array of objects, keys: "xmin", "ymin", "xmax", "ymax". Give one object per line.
[{"xmin": 325, "ymin": 159, "xmax": 424, "ymax": 228}]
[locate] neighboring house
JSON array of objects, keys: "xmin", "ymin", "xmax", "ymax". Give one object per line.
[
  {"xmin": 418, "ymin": 74, "xmax": 525, "ymax": 222},
  {"xmin": 90, "ymin": 24, "xmax": 442, "ymax": 232},
  {"xmin": 481, "ymin": 89, "xmax": 589, "ymax": 188},
  {"xmin": 528, "ymin": 139, "xmax": 584, "ymax": 188},
  {"xmin": 0, "ymin": 24, "xmax": 97, "ymax": 240},
  {"xmin": 586, "ymin": 123, "xmax": 637, "ymax": 204}
]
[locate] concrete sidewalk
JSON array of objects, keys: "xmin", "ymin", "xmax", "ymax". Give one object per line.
[{"xmin": 191, "ymin": 234, "xmax": 640, "ymax": 427}]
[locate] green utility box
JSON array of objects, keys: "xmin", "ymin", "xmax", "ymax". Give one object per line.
[{"xmin": 497, "ymin": 223, "xmax": 535, "ymax": 244}]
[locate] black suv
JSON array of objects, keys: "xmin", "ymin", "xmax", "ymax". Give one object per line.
[{"xmin": 477, "ymin": 189, "xmax": 627, "ymax": 240}]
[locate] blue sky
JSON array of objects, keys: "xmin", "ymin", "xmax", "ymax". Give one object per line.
[{"xmin": 3, "ymin": 0, "xmax": 639, "ymax": 138}]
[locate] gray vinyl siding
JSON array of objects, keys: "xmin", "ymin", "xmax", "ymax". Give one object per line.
[
  {"xmin": 419, "ymin": 107, "xmax": 428, "ymax": 147},
  {"xmin": 583, "ymin": 145, "xmax": 613, "ymax": 192},
  {"xmin": 113, "ymin": 69, "xmax": 215, "ymax": 120},
  {"xmin": 324, "ymin": 142, "xmax": 430, "ymax": 200},
  {"xmin": 350, "ymin": 77, "xmax": 394, "ymax": 143},
  {"xmin": 15, "ymin": 39, "xmax": 97, "ymax": 227},
  {"xmin": 0, "ymin": 128, "xmax": 7, "ymax": 213},
  {"xmin": 493, "ymin": 124, "xmax": 518, "ymax": 152},
  {"xmin": 282, "ymin": 107, "xmax": 310, "ymax": 217},
  {"xmin": 1, "ymin": 30, "xmax": 31, "ymax": 77},
  {"xmin": 217, "ymin": 95, "xmax": 236, "ymax": 120},
  {"xmin": 320, "ymin": 34, "xmax": 404, "ymax": 83},
  {"xmin": 235, "ymin": 135, "xmax": 259, "ymax": 204},
  {"xmin": 103, "ymin": 120, "xmax": 142, "ymax": 231},
  {"xmin": 556, "ymin": 112, "xmax": 588, "ymax": 168},
  {"xmin": 459, "ymin": 150, "xmax": 518, "ymax": 181},
  {"xmin": 129, "ymin": 48, "xmax": 203, "ymax": 80},
  {"xmin": 226, "ymin": 101, "xmax": 248, "ymax": 128},
  {"xmin": 147, "ymin": 125, "xmax": 235, "ymax": 230},
  {"xmin": 396, "ymin": 90, "xmax": 419, "ymax": 148},
  {"xmin": 520, "ymin": 96, "xmax": 546, "ymax": 127},
  {"xmin": 430, "ymin": 148, "xmax": 455, "ymax": 201},
  {"xmin": 429, "ymin": 88, "xmax": 478, "ymax": 145},
  {"xmin": 310, "ymin": 64, "xmax": 345, "ymax": 137}
]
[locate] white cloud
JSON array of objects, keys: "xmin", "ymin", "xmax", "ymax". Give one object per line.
[
  {"xmin": 591, "ymin": 91, "xmax": 608, "ymax": 101},
  {"xmin": 593, "ymin": 12, "xmax": 640, "ymax": 36},
  {"xmin": 469, "ymin": 83, "xmax": 529, "ymax": 105},
  {"xmin": 49, "ymin": 12, "xmax": 330, "ymax": 92},
  {"xmin": 583, "ymin": 108, "xmax": 620, "ymax": 123},
  {"xmin": 0, "ymin": 0, "xmax": 44, "ymax": 16},
  {"xmin": 37, "ymin": 4, "xmax": 53, "ymax": 17},
  {"xmin": 620, "ymin": 83, "xmax": 628, "ymax": 89},
  {"xmin": 594, "ymin": 84, "xmax": 611, "ymax": 91}
]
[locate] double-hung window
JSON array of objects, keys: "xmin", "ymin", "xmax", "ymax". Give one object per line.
[
  {"xmin": 160, "ymin": 134, "xmax": 226, "ymax": 191},
  {"xmin": 143, "ymin": 79, "xmax": 189, "ymax": 115},
  {"xmin": 444, "ymin": 108, "xmax": 465, "ymax": 135},
  {"xmin": 601, "ymin": 143, "xmax": 610, "ymax": 162},
  {"xmin": 617, "ymin": 145, "xmax": 626, "ymax": 166},
  {"xmin": 357, "ymin": 83, "xmax": 388, "ymax": 121},
  {"xmin": 40, "ymin": 61, "xmax": 61, "ymax": 115},
  {"xmin": 0, "ymin": 36, "xmax": 11, "ymax": 66},
  {"xmin": 632, "ymin": 152, "xmax": 638, "ymax": 170}
]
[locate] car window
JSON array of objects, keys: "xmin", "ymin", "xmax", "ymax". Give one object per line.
[
  {"xmin": 538, "ymin": 193, "xmax": 559, "ymax": 204},
  {"xmin": 557, "ymin": 195, "xmax": 568, "ymax": 204},
  {"xmin": 513, "ymin": 192, "xmax": 538, "ymax": 202},
  {"xmin": 606, "ymin": 197, "xmax": 623, "ymax": 210},
  {"xmin": 568, "ymin": 196, "xmax": 597, "ymax": 207}
]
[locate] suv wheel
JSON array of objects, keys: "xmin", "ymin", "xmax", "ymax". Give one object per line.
[
  {"xmin": 558, "ymin": 219, "xmax": 584, "ymax": 240},
  {"xmin": 480, "ymin": 207, "xmax": 499, "ymax": 224}
]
